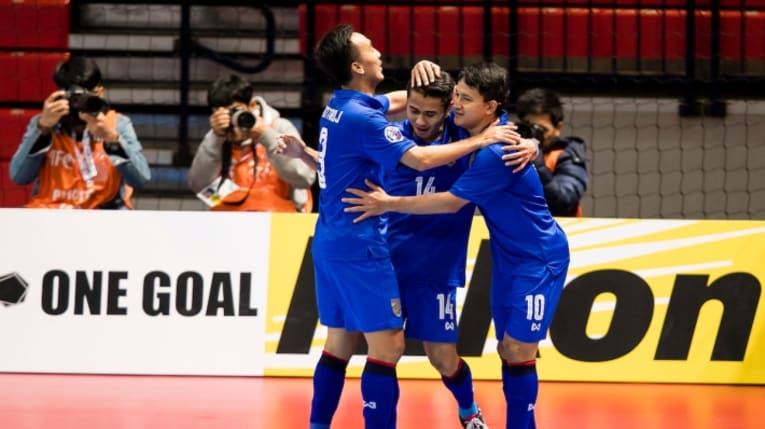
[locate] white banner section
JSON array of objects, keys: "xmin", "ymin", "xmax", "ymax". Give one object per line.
[{"xmin": 0, "ymin": 209, "xmax": 271, "ymax": 375}]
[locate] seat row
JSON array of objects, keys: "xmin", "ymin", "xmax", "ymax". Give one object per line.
[{"xmin": 299, "ymin": 4, "xmax": 765, "ymax": 74}]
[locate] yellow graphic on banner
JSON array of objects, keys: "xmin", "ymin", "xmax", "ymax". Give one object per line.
[{"xmin": 264, "ymin": 214, "xmax": 765, "ymax": 384}]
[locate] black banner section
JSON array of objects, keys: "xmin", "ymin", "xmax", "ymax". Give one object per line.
[
  {"xmin": 656, "ymin": 273, "xmax": 760, "ymax": 361},
  {"xmin": 277, "ymin": 238, "xmax": 318, "ymax": 353}
]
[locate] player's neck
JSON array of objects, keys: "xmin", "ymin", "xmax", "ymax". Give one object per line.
[
  {"xmin": 467, "ymin": 117, "xmax": 497, "ymax": 137},
  {"xmin": 342, "ymin": 78, "xmax": 377, "ymax": 96}
]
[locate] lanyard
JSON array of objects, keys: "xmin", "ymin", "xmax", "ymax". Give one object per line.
[{"xmin": 72, "ymin": 131, "xmax": 98, "ymax": 185}]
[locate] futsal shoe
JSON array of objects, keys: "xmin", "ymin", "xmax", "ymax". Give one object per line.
[{"xmin": 460, "ymin": 408, "xmax": 488, "ymax": 429}]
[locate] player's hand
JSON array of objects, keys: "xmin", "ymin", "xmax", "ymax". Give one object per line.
[
  {"xmin": 411, "ymin": 60, "xmax": 441, "ymax": 87},
  {"xmin": 501, "ymin": 137, "xmax": 539, "ymax": 173},
  {"xmin": 209, "ymin": 108, "xmax": 231, "ymax": 137},
  {"xmin": 79, "ymin": 111, "xmax": 119, "ymax": 142},
  {"xmin": 478, "ymin": 121, "xmax": 522, "ymax": 148},
  {"xmin": 342, "ymin": 179, "xmax": 392, "ymax": 223},
  {"xmin": 39, "ymin": 90, "xmax": 69, "ymax": 130},
  {"xmin": 275, "ymin": 134, "xmax": 308, "ymax": 158}
]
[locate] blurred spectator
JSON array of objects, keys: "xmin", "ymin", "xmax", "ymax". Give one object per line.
[
  {"xmin": 516, "ymin": 88, "xmax": 588, "ymax": 217},
  {"xmin": 188, "ymin": 74, "xmax": 315, "ymax": 212},
  {"xmin": 10, "ymin": 56, "xmax": 151, "ymax": 209}
]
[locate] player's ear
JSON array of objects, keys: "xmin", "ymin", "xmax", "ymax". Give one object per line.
[
  {"xmin": 351, "ymin": 61, "xmax": 364, "ymax": 76},
  {"xmin": 486, "ymin": 99, "xmax": 499, "ymax": 115}
]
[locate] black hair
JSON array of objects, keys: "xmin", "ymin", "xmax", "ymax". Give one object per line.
[
  {"xmin": 314, "ymin": 24, "xmax": 357, "ymax": 86},
  {"xmin": 456, "ymin": 62, "xmax": 509, "ymax": 115},
  {"xmin": 406, "ymin": 71, "xmax": 455, "ymax": 111},
  {"xmin": 516, "ymin": 88, "xmax": 564, "ymax": 126},
  {"xmin": 52, "ymin": 56, "xmax": 102, "ymax": 90},
  {"xmin": 207, "ymin": 74, "xmax": 254, "ymax": 109}
]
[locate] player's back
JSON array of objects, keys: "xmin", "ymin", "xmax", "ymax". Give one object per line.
[{"xmin": 313, "ymin": 89, "xmax": 414, "ymax": 260}]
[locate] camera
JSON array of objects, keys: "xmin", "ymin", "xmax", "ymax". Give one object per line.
[
  {"xmin": 64, "ymin": 85, "xmax": 110, "ymax": 116},
  {"xmin": 229, "ymin": 107, "xmax": 257, "ymax": 129},
  {"xmin": 515, "ymin": 120, "xmax": 546, "ymax": 143}
]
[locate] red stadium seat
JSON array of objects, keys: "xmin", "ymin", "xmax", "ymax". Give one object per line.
[
  {"xmin": 639, "ymin": 9, "xmax": 662, "ymax": 71},
  {"xmin": 436, "ymin": 6, "xmax": 460, "ymax": 69},
  {"xmin": 387, "ymin": 6, "xmax": 412, "ymax": 66},
  {"xmin": 0, "ymin": 51, "xmax": 68, "ymax": 103},
  {"xmin": 413, "ymin": 6, "xmax": 438, "ymax": 59},
  {"xmin": 0, "ymin": 108, "xmax": 38, "ymax": 160},
  {"xmin": 720, "ymin": 10, "xmax": 743, "ymax": 65},
  {"xmin": 745, "ymin": 11, "xmax": 765, "ymax": 73},
  {"xmin": 664, "ymin": 10, "xmax": 686, "ymax": 73},
  {"xmin": 540, "ymin": 8, "xmax": 565, "ymax": 71},
  {"xmin": 517, "ymin": 7, "xmax": 541, "ymax": 69},
  {"xmin": 590, "ymin": 8, "xmax": 614, "ymax": 72},
  {"xmin": 0, "ymin": 0, "xmax": 69, "ymax": 50},
  {"xmin": 298, "ymin": 4, "xmax": 337, "ymax": 54},
  {"xmin": 491, "ymin": 6, "xmax": 510, "ymax": 62},
  {"xmin": 566, "ymin": 8, "xmax": 589, "ymax": 63},
  {"xmin": 461, "ymin": 6, "xmax": 484, "ymax": 65},
  {"xmin": 695, "ymin": 10, "xmax": 713, "ymax": 61},
  {"xmin": 615, "ymin": 9, "xmax": 638, "ymax": 71}
]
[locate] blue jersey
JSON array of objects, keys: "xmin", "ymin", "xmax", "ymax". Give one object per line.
[
  {"xmin": 312, "ymin": 89, "xmax": 416, "ymax": 260},
  {"xmin": 381, "ymin": 118, "xmax": 475, "ymax": 288},
  {"xmin": 450, "ymin": 112, "xmax": 570, "ymax": 280}
]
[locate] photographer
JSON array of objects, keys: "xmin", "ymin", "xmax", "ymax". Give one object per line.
[
  {"xmin": 9, "ymin": 56, "xmax": 151, "ymax": 209},
  {"xmin": 188, "ymin": 74, "xmax": 316, "ymax": 212},
  {"xmin": 516, "ymin": 88, "xmax": 589, "ymax": 217}
]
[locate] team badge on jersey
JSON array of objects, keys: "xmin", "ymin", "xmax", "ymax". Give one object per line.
[
  {"xmin": 384, "ymin": 126, "xmax": 405, "ymax": 143},
  {"xmin": 390, "ymin": 298, "xmax": 402, "ymax": 317}
]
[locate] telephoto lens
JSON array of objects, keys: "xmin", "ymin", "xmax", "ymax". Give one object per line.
[
  {"xmin": 65, "ymin": 85, "xmax": 109, "ymax": 116},
  {"xmin": 230, "ymin": 108, "xmax": 256, "ymax": 129}
]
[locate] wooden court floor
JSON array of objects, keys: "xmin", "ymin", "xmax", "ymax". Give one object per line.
[{"xmin": 1, "ymin": 373, "xmax": 763, "ymax": 428}]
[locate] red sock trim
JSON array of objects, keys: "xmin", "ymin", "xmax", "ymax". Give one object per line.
[
  {"xmin": 366, "ymin": 357, "xmax": 396, "ymax": 368},
  {"xmin": 445, "ymin": 358, "xmax": 464, "ymax": 380},
  {"xmin": 505, "ymin": 359, "xmax": 536, "ymax": 367},
  {"xmin": 322, "ymin": 351, "xmax": 349, "ymax": 364}
]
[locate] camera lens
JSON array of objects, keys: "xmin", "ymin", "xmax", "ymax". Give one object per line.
[
  {"xmin": 230, "ymin": 109, "xmax": 256, "ymax": 129},
  {"xmin": 65, "ymin": 85, "xmax": 109, "ymax": 116},
  {"xmin": 82, "ymin": 95, "xmax": 109, "ymax": 115}
]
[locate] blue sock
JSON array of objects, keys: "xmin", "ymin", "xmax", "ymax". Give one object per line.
[
  {"xmin": 501, "ymin": 360, "xmax": 538, "ymax": 429},
  {"xmin": 310, "ymin": 352, "xmax": 349, "ymax": 428},
  {"xmin": 361, "ymin": 358, "xmax": 399, "ymax": 429},
  {"xmin": 442, "ymin": 358, "xmax": 478, "ymax": 418}
]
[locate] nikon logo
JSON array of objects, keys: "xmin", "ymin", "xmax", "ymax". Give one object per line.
[{"xmin": 277, "ymin": 239, "xmax": 761, "ymax": 362}]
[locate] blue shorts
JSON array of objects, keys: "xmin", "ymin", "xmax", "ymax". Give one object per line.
[
  {"xmin": 400, "ymin": 283, "xmax": 458, "ymax": 343},
  {"xmin": 491, "ymin": 267, "xmax": 567, "ymax": 343},
  {"xmin": 314, "ymin": 256, "xmax": 404, "ymax": 333}
]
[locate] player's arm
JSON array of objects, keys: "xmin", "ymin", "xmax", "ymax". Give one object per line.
[
  {"xmin": 343, "ymin": 179, "xmax": 469, "ymax": 223},
  {"xmin": 383, "ymin": 90, "xmax": 408, "ymax": 115},
  {"xmin": 399, "ymin": 122, "xmax": 521, "ymax": 171}
]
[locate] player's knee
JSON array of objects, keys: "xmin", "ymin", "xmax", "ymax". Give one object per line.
[
  {"xmin": 423, "ymin": 342, "xmax": 460, "ymax": 375},
  {"xmin": 365, "ymin": 329, "xmax": 405, "ymax": 363},
  {"xmin": 497, "ymin": 336, "xmax": 538, "ymax": 363}
]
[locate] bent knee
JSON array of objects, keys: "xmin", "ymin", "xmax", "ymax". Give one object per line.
[{"xmin": 497, "ymin": 336, "xmax": 538, "ymax": 363}]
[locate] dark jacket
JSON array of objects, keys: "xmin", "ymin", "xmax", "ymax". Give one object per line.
[{"xmin": 534, "ymin": 136, "xmax": 589, "ymax": 217}]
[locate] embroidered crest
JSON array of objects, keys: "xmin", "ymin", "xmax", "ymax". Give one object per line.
[{"xmin": 390, "ymin": 298, "xmax": 402, "ymax": 318}]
